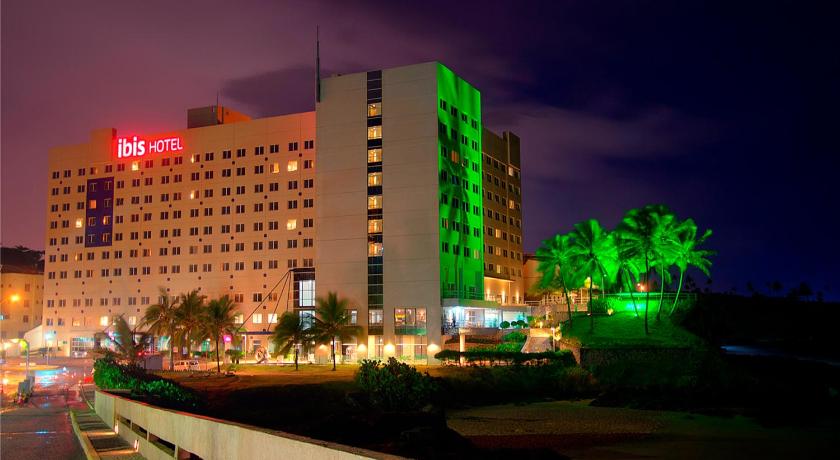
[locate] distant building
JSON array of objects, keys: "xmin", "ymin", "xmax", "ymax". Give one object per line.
[
  {"xmin": 43, "ymin": 62, "xmax": 527, "ymax": 361},
  {"xmin": 1, "ymin": 256, "xmax": 44, "ymax": 353}
]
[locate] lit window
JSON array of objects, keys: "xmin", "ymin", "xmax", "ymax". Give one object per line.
[
  {"xmin": 267, "ymin": 313, "xmax": 278, "ymax": 324},
  {"xmin": 367, "ymin": 102, "xmax": 381, "ymax": 117},
  {"xmin": 367, "ymin": 172, "xmax": 382, "ymax": 186},
  {"xmin": 367, "ymin": 126, "xmax": 382, "ymax": 140},
  {"xmin": 131, "ymin": 161, "xmax": 140, "ymax": 171},
  {"xmin": 287, "ymin": 160, "xmax": 298, "ymax": 172},
  {"xmin": 189, "ymin": 190, "xmax": 197, "ymax": 199},
  {"xmin": 367, "ymin": 195, "xmax": 382, "ymax": 210},
  {"xmin": 286, "ymin": 219, "xmax": 297, "ymax": 230},
  {"xmin": 99, "ymin": 316, "xmax": 109, "ymax": 327},
  {"xmin": 88, "ymin": 200, "xmax": 97, "ymax": 209},
  {"xmin": 252, "ymin": 313, "xmax": 262, "ymax": 324},
  {"xmin": 75, "ymin": 218, "xmax": 83, "ymax": 228},
  {"xmin": 367, "ymin": 148, "xmax": 382, "ymax": 163},
  {"xmin": 234, "ymin": 314, "xmax": 244, "ymax": 324},
  {"xmin": 271, "ymin": 162, "xmax": 281, "ymax": 173},
  {"xmin": 368, "ymin": 242, "xmax": 383, "ymax": 256},
  {"xmin": 368, "ymin": 219, "xmax": 382, "ymax": 234},
  {"xmin": 128, "ymin": 316, "xmax": 136, "ymax": 326}
]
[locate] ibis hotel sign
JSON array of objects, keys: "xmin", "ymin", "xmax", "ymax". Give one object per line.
[{"xmin": 115, "ymin": 135, "xmax": 184, "ymax": 158}]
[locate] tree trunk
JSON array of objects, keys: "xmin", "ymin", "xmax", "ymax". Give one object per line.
[
  {"xmin": 656, "ymin": 265, "xmax": 666, "ymax": 322},
  {"xmin": 560, "ymin": 276, "xmax": 573, "ymax": 328},
  {"xmin": 588, "ymin": 278, "xmax": 594, "ymax": 332},
  {"xmin": 216, "ymin": 337, "xmax": 221, "ymax": 373},
  {"xmin": 644, "ymin": 257, "xmax": 650, "ymax": 334},
  {"xmin": 625, "ymin": 271, "xmax": 640, "ymax": 317},
  {"xmin": 331, "ymin": 338, "xmax": 337, "ymax": 371},
  {"xmin": 669, "ymin": 270, "xmax": 685, "ymax": 317},
  {"xmin": 168, "ymin": 334, "xmax": 174, "ymax": 371},
  {"xmin": 294, "ymin": 346, "xmax": 299, "ymax": 371}
]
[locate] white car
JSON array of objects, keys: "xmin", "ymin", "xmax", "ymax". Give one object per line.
[{"xmin": 172, "ymin": 360, "xmax": 203, "ymax": 371}]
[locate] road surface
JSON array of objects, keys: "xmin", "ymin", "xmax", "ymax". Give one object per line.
[{"xmin": 1, "ymin": 358, "xmax": 92, "ymax": 460}]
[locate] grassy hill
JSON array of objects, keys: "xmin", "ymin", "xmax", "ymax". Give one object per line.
[{"xmin": 560, "ymin": 310, "xmax": 704, "ymax": 349}]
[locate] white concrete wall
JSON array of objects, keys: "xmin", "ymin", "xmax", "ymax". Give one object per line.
[{"xmin": 95, "ymin": 390, "xmax": 398, "ymax": 460}]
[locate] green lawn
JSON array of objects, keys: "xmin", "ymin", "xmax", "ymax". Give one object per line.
[{"xmin": 561, "ymin": 310, "xmax": 703, "ymax": 349}]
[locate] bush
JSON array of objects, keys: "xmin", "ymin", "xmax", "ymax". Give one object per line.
[
  {"xmin": 590, "ymin": 298, "xmax": 610, "ymax": 315},
  {"xmin": 500, "ymin": 321, "xmax": 510, "ymax": 329},
  {"xmin": 93, "ymin": 356, "xmax": 199, "ymax": 408},
  {"xmin": 434, "ymin": 349, "xmax": 576, "ymax": 367},
  {"xmin": 502, "ymin": 331, "xmax": 527, "ymax": 343},
  {"xmin": 355, "ymin": 358, "xmax": 439, "ymax": 411},
  {"xmin": 225, "ymin": 349, "xmax": 243, "ymax": 364}
]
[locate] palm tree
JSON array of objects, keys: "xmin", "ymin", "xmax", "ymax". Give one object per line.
[
  {"xmin": 567, "ymin": 220, "xmax": 618, "ymax": 332},
  {"xmin": 110, "ymin": 315, "xmax": 153, "ymax": 366},
  {"xmin": 311, "ymin": 292, "xmax": 363, "ymax": 371},
  {"xmin": 271, "ymin": 312, "xmax": 310, "ymax": 371},
  {"xmin": 616, "ymin": 205, "xmax": 678, "ymax": 334},
  {"xmin": 615, "ymin": 232, "xmax": 645, "ymax": 318},
  {"xmin": 201, "ymin": 296, "xmax": 239, "ymax": 373},
  {"xmin": 668, "ymin": 220, "xmax": 714, "ymax": 316},
  {"xmin": 175, "ymin": 290, "xmax": 205, "ymax": 359},
  {"xmin": 535, "ymin": 234, "xmax": 583, "ymax": 327},
  {"xmin": 142, "ymin": 288, "xmax": 180, "ymax": 370}
]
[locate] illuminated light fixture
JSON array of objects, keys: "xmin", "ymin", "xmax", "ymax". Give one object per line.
[
  {"xmin": 9, "ymin": 294, "xmax": 21, "ymax": 303},
  {"xmin": 427, "ymin": 344, "xmax": 440, "ymax": 354},
  {"xmin": 384, "ymin": 343, "xmax": 395, "ymax": 355},
  {"xmin": 357, "ymin": 344, "xmax": 367, "ymax": 353}
]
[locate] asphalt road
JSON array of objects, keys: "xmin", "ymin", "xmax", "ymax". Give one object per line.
[{"xmin": 1, "ymin": 359, "xmax": 92, "ymax": 460}]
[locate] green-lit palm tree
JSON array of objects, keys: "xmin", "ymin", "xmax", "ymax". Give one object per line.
[
  {"xmin": 616, "ymin": 205, "xmax": 678, "ymax": 334},
  {"xmin": 669, "ymin": 219, "xmax": 714, "ymax": 316},
  {"xmin": 271, "ymin": 312, "xmax": 310, "ymax": 370},
  {"xmin": 110, "ymin": 315, "xmax": 153, "ymax": 365},
  {"xmin": 142, "ymin": 288, "xmax": 180, "ymax": 370},
  {"xmin": 535, "ymin": 234, "xmax": 583, "ymax": 327},
  {"xmin": 311, "ymin": 292, "xmax": 363, "ymax": 371},
  {"xmin": 175, "ymin": 290, "xmax": 206, "ymax": 359},
  {"xmin": 567, "ymin": 219, "xmax": 618, "ymax": 332},
  {"xmin": 201, "ymin": 296, "xmax": 239, "ymax": 373}
]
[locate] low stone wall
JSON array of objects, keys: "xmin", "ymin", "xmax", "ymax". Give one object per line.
[{"xmin": 94, "ymin": 390, "xmax": 400, "ymax": 460}]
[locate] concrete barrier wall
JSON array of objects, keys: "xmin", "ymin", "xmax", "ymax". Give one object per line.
[{"xmin": 95, "ymin": 390, "xmax": 399, "ymax": 460}]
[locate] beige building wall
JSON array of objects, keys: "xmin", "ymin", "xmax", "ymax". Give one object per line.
[
  {"xmin": 0, "ymin": 271, "xmax": 44, "ymax": 346},
  {"xmin": 44, "ymin": 111, "xmax": 316, "ymax": 355},
  {"xmin": 314, "ymin": 73, "xmax": 369, "ymax": 315}
]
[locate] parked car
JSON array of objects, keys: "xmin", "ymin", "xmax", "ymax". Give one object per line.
[{"xmin": 172, "ymin": 360, "xmax": 204, "ymax": 371}]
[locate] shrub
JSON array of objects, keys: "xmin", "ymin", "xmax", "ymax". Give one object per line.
[
  {"xmin": 93, "ymin": 356, "xmax": 199, "ymax": 408},
  {"xmin": 502, "ymin": 331, "xmax": 527, "ymax": 343},
  {"xmin": 500, "ymin": 321, "xmax": 510, "ymax": 329},
  {"xmin": 590, "ymin": 298, "xmax": 610, "ymax": 315},
  {"xmin": 225, "ymin": 349, "xmax": 243, "ymax": 364},
  {"xmin": 355, "ymin": 358, "xmax": 439, "ymax": 411},
  {"xmin": 434, "ymin": 349, "xmax": 576, "ymax": 367}
]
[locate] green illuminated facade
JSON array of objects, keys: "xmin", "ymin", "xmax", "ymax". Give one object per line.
[{"xmin": 436, "ymin": 64, "xmax": 485, "ymax": 301}]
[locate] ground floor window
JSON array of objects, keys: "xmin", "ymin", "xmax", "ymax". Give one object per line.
[{"xmin": 71, "ymin": 337, "xmax": 94, "ymax": 356}]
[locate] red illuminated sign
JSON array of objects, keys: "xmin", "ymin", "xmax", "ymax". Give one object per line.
[{"xmin": 116, "ymin": 135, "xmax": 184, "ymax": 158}]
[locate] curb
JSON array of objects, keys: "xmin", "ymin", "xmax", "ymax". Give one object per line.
[{"xmin": 70, "ymin": 410, "xmax": 101, "ymax": 460}]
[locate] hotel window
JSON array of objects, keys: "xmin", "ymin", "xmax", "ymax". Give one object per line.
[
  {"xmin": 367, "ymin": 126, "xmax": 382, "ymax": 140},
  {"xmin": 252, "ymin": 314, "xmax": 263, "ymax": 324},
  {"xmin": 303, "ymin": 160, "xmax": 313, "ymax": 169},
  {"xmin": 99, "ymin": 316, "xmax": 110, "ymax": 327},
  {"xmin": 287, "ymin": 160, "xmax": 298, "ymax": 172},
  {"xmin": 368, "ymin": 219, "xmax": 383, "ymax": 234},
  {"xmin": 367, "ymin": 102, "xmax": 381, "ymax": 117},
  {"xmin": 288, "ymin": 142, "xmax": 298, "ymax": 151},
  {"xmin": 299, "ymin": 279, "xmax": 315, "ymax": 307},
  {"xmin": 369, "ymin": 309, "xmax": 383, "ymax": 325},
  {"xmin": 367, "ymin": 195, "xmax": 382, "ymax": 209},
  {"xmin": 223, "ymin": 150, "xmax": 232, "ymax": 159},
  {"xmin": 269, "ymin": 144, "xmax": 279, "ymax": 153},
  {"xmin": 367, "ymin": 148, "xmax": 382, "ymax": 163},
  {"xmin": 88, "ymin": 200, "xmax": 97, "ymax": 209},
  {"xmin": 303, "ymin": 198, "xmax": 313, "ymax": 208},
  {"xmin": 304, "ymin": 140, "xmax": 314, "ymax": 149},
  {"xmin": 303, "ymin": 218, "xmax": 313, "ymax": 228},
  {"xmin": 268, "ymin": 313, "xmax": 278, "ymax": 324},
  {"xmin": 304, "ymin": 179, "xmax": 314, "ymax": 188},
  {"xmin": 271, "ymin": 163, "xmax": 281, "ymax": 173},
  {"xmin": 368, "ymin": 242, "xmax": 383, "ymax": 257},
  {"xmin": 367, "ymin": 172, "xmax": 382, "ymax": 186},
  {"xmin": 286, "ymin": 219, "xmax": 297, "ymax": 230}
]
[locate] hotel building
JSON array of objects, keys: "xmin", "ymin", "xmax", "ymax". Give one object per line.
[{"xmin": 43, "ymin": 62, "xmax": 527, "ymax": 361}]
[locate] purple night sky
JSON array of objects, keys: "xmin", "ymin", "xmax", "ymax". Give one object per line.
[{"xmin": 2, "ymin": 1, "xmax": 839, "ymax": 298}]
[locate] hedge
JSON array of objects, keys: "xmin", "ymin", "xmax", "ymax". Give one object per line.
[
  {"xmin": 93, "ymin": 357, "xmax": 200, "ymax": 408},
  {"xmin": 434, "ymin": 349, "xmax": 576, "ymax": 367}
]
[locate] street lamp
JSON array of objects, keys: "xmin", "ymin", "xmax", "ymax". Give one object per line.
[{"xmin": 10, "ymin": 338, "xmax": 30, "ymax": 377}]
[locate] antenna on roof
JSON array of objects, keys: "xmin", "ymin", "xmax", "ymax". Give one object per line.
[
  {"xmin": 216, "ymin": 91, "xmax": 224, "ymax": 124},
  {"xmin": 315, "ymin": 26, "xmax": 321, "ymax": 103}
]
